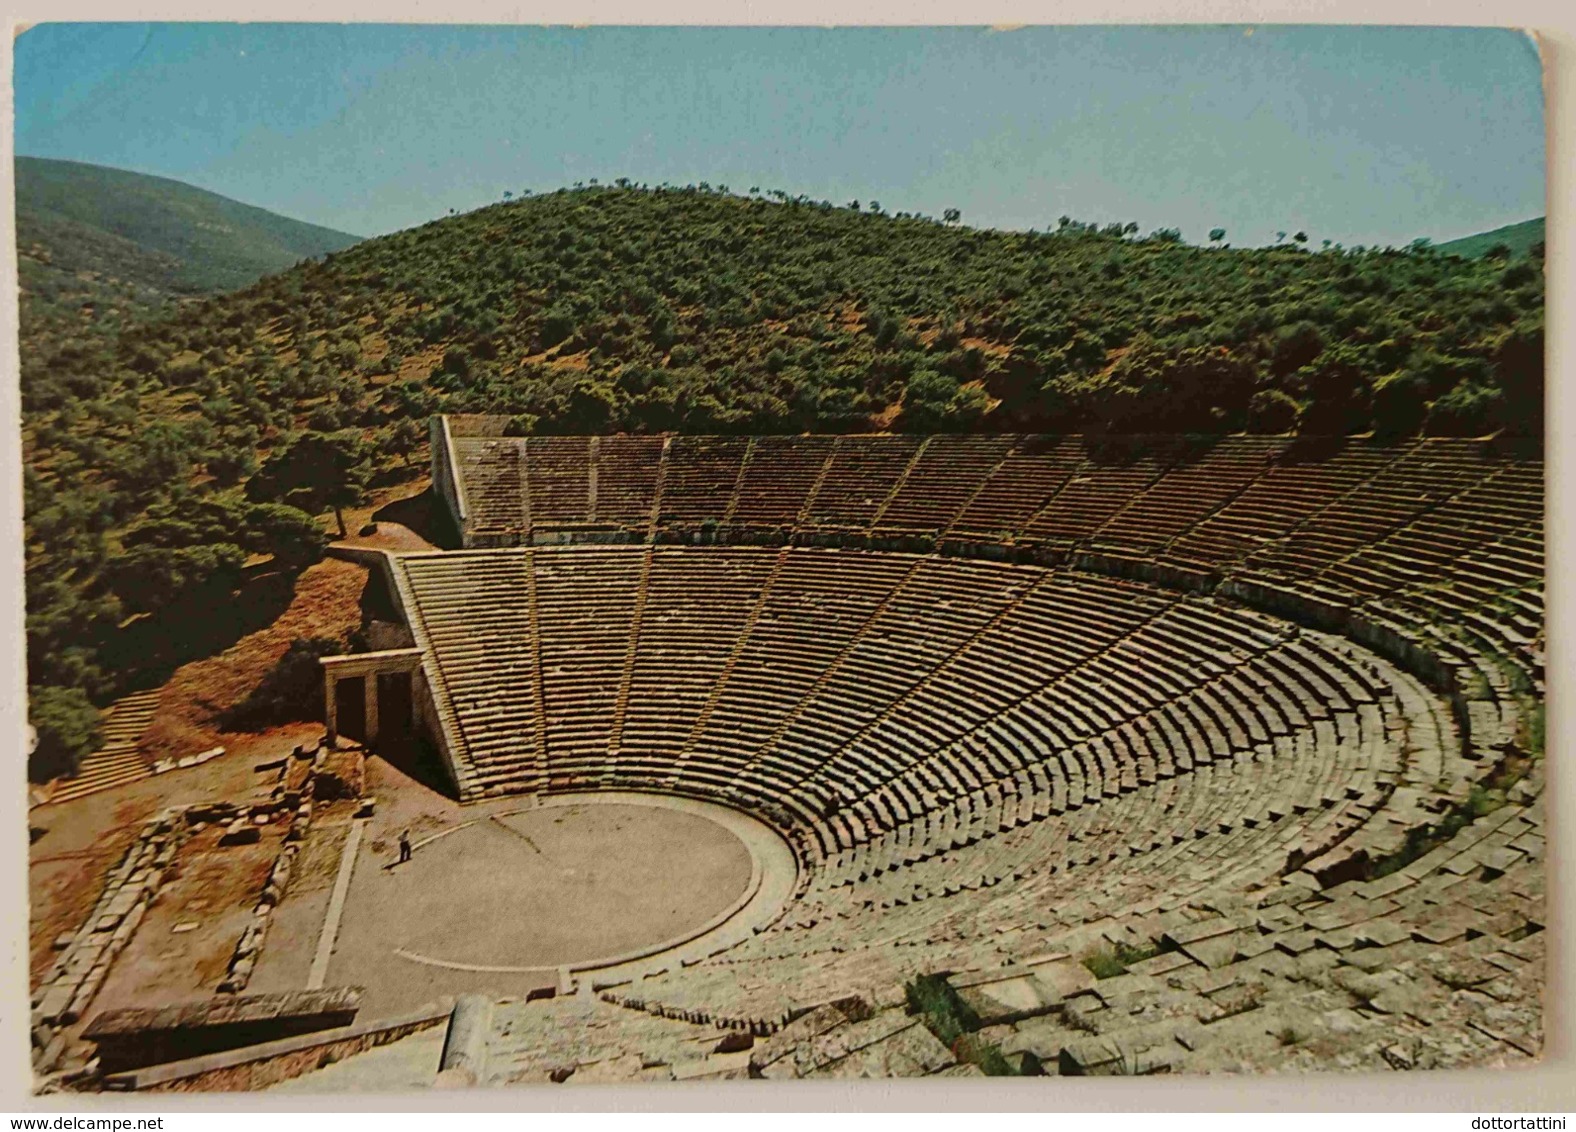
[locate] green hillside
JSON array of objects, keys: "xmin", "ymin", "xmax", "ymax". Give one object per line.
[
  {"xmin": 1436, "ymin": 217, "xmax": 1545, "ymax": 260},
  {"xmin": 17, "ymin": 157, "xmax": 362, "ymax": 291},
  {"xmin": 20, "ymin": 183, "xmax": 1545, "ymax": 776},
  {"xmin": 16, "ymin": 157, "xmax": 362, "ymax": 356}
]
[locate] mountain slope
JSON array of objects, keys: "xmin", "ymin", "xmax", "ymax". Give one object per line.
[
  {"xmin": 16, "ymin": 157, "xmax": 363, "ymax": 356},
  {"xmin": 1436, "ymin": 217, "xmax": 1545, "ymax": 259},
  {"xmin": 20, "ymin": 184, "xmax": 1544, "ymax": 745},
  {"xmin": 16, "ymin": 157, "xmax": 362, "ymax": 291}
]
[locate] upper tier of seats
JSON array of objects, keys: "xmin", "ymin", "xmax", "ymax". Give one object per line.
[{"xmin": 437, "ymin": 424, "xmax": 1544, "ymax": 677}]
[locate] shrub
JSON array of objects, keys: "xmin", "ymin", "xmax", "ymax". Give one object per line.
[
  {"xmin": 1426, "ymin": 380, "xmax": 1504, "ymax": 437},
  {"xmin": 1370, "ymin": 371, "xmax": 1430, "ymax": 437},
  {"xmin": 1297, "ymin": 345, "xmax": 1372, "ymax": 435},
  {"xmin": 903, "ymin": 973, "xmax": 1026, "ymax": 1076},
  {"xmin": 1269, "ymin": 321, "xmax": 1326, "ymax": 377},
  {"xmin": 539, "ymin": 304, "xmax": 577, "ymax": 349},
  {"xmin": 28, "ymin": 684, "xmax": 102, "ymax": 783},
  {"xmin": 102, "ymin": 542, "xmax": 248, "ymax": 614},
  {"xmin": 1247, "ymin": 388, "xmax": 1302, "ymax": 433},
  {"xmin": 1081, "ymin": 939, "xmax": 1161, "ymax": 979},
  {"xmin": 899, "ymin": 367, "xmax": 962, "ymax": 432},
  {"xmin": 904, "ymin": 973, "xmax": 978, "ymax": 1045},
  {"xmin": 245, "ymin": 502, "xmax": 330, "ymax": 568}
]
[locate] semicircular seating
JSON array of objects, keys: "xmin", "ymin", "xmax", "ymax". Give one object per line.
[{"xmin": 403, "ymin": 421, "xmax": 1543, "ymax": 1068}]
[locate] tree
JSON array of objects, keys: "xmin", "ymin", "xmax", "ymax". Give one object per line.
[
  {"xmin": 1269, "ymin": 321, "xmax": 1326, "ymax": 377},
  {"xmin": 244, "ymin": 502, "xmax": 330, "ymax": 568},
  {"xmin": 112, "ymin": 420, "xmax": 198, "ymax": 498},
  {"xmin": 385, "ymin": 416, "xmax": 426, "ymax": 466},
  {"xmin": 1426, "ymin": 380, "xmax": 1504, "ymax": 437},
  {"xmin": 1209, "ymin": 228, "xmax": 1227, "ymax": 245},
  {"xmin": 1296, "ymin": 343, "xmax": 1373, "ymax": 436},
  {"xmin": 28, "ymin": 685, "xmax": 102, "ymax": 783},
  {"xmin": 942, "ymin": 208, "xmax": 962, "ymax": 225},
  {"xmin": 246, "ymin": 430, "xmax": 372, "ymax": 537},
  {"xmin": 1293, "ymin": 231, "xmax": 1309, "ymax": 245},
  {"xmin": 103, "ymin": 542, "xmax": 248, "ymax": 614},
  {"xmin": 1247, "ymin": 389, "xmax": 1302, "ymax": 434},
  {"xmin": 1492, "ymin": 315, "xmax": 1543, "ymax": 434},
  {"xmin": 1091, "ymin": 340, "xmax": 1257, "ymax": 433},
  {"xmin": 1371, "ymin": 371, "xmax": 1429, "ymax": 437},
  {"xmin": 900, "ymin": 367, "xmax": 963, "ymax": 431}
]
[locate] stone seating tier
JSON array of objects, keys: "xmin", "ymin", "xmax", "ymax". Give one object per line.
[
  {"xmin": 394, "ymin": 547, "xmax": 1476, "ymax": 901},
  {"xmin": 410, "ymin": 420, "xmax": 1542, "ymax": 1073},
  {"xmin": 443, "ymin": 430, "xmax": 1542, "ymax": 685}
]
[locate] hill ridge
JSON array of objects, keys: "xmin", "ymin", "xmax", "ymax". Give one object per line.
[
  {"xmin": 17, "ymin": 155, "xmax": 362, "ymax": 293},
  {"xmin": 18, "ymin": 181, "xmax": 1543, "ymax": 772},
  {"xmin": 1435, "ymin": 216, "xmax": 1544, "ymax": 259}
]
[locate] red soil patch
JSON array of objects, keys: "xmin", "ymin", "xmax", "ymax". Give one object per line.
[
  {"xmin": 870, "ymin": 400, "xmax": 903, "ymax": 430},
  {"xmin": 836, "ymin": 303, "xmax": 866, "ymax": 332},
  {"xmin": 547, "ymin": 350, "xmax": 590, "ymax": 372},
  {"xmin": 359, "ymin": 331, "xmax": 390, "ymax": 366},
  {"xmin": 141, "ymin": 558, "xmax": 368, "ymax": 766},
  {"xmin": 959, "ymin": 336, "xmax": 1010, "ymax": 358}
]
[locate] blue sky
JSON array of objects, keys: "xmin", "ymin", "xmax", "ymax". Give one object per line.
[{"xmin": 14, "ymin": 24, "xmax": 1545, "ymax": 246}]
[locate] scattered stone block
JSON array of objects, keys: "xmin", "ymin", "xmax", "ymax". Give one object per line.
[
  {"xmin": 954, "ymin": 970, "xmax": 1060, "ymax": 1026},
  {"xmin": 219, "ymin": 820, "xmax": 260, "ymax": 846}
]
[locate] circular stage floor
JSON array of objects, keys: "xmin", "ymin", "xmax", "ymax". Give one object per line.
[
  {"xmin": 390, "ymin": 800, "xmax": 755, "ymax": 970},
  {"xmin": 323, "ymin": 792, "xmax": 800, "ymax": 1014}
]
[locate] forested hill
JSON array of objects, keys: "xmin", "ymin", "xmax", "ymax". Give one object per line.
[
  {"xmin": 38, "ymin": 182, "xmax": 1544, "ymax": 445},
  {"xmin": 20, "ymin": 184, "xmax": 1544, "ymax": 775},
  {"xmin": 1434, "ymin": 217, "xmax": 1545, "ymax": 261},
  {"xmin": 16, "ymin": 157, "xmax": 361, "ymax": 349}
]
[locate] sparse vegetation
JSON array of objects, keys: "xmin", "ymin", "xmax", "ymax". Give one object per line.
[
  {"xmin": 904, "ymin": 973, "xmax": 979, "ymax": 1046},
  {"xmin": 1081, "ymin": 939, "xmax": 1162, "ymax": 979},
  {"xmin": 903, "ymin": 973, "xmax": 1027, "ymax": 1076},
  {"xmin": 1276, "ymin": 1024, "xmax": 1306, "ymax": 1046},
  {"xmin": 1370, "ymin": 758, "xmax": 1529, "ymax": 880}
]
